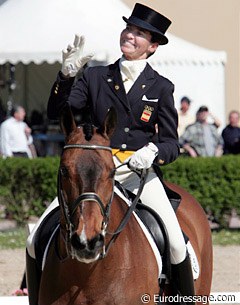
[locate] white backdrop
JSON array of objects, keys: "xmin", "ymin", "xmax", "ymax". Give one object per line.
[
  {"xmin": 0, "ymin": 0, "xmax": 226, "ymax": 127},
  {"xmin": 149, "ymin": 34, "xmax": 226, "ymax": 129}
]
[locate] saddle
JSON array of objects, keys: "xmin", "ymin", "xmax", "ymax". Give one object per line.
[
  {"xmin": 34, "ymin": 206, "xmax": 60, "ymax": 271},
  {"xmin": 34, "ymin": 165, "xmax": 189, "ymax": 281},
  {"xmin": 115, "ymin": 179, "xmax": 189, "ymax": 284}
]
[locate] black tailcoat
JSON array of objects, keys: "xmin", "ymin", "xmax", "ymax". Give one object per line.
[{"xmin": 47, "ymin": 60, "xmax": 179, "ymax": 165}]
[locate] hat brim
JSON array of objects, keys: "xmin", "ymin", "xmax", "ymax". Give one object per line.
[{"xmin": 122, "ymin": 16, "xmax": 168, "ymax": 45}]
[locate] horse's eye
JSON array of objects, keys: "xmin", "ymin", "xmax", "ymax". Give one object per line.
[
  {"xmin": 60, "ymin": 167, "xmax": 68, "ymax": 177},
  {"xmin": 109, "ymin": 168, "xmax": 116, "ymax": 179}
]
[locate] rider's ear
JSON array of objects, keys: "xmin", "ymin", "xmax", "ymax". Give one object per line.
[
  {"xmin": 60, "ymin": 103, "xmax": 77, "ymax": 136},
  {"xmin": 99, "ymin": 107, "xmax": 117, "ymax": 139}
]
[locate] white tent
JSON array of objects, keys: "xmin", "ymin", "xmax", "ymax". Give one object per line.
[
  {"xmin": 149, "ymin": 35, "xmax": 227, "ymax": 129},
  {"xmin": 0, "ymin": 0, "xmax": 226, "ymax": 127},
  {"xmin": 0, "ymin": 0, "xmax": 129, "ymax": 64}
]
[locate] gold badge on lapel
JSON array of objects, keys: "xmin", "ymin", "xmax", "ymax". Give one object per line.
[{"xmin": 141, "ymin": 105, "xmax": 153, "ymax": 122}]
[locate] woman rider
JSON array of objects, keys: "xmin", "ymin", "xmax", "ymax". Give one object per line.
[{"xmin": 26, "ymin": 3, "xmax": 195, "ymax": 304}]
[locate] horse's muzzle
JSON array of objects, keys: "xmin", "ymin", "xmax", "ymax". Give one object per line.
[{"xmin": 70, "ymin": 232, "xmax": 104, "ymax": 263}]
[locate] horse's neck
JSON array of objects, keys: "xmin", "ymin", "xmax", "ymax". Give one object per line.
[
  {"xmin": 57, "ymin": 227, "xmax": 70, "ymax": 261},
  {"xmin": 108, "ymin": 195, "xmax": 129, "ymax": 229}
]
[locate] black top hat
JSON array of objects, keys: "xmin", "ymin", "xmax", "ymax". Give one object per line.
[{"xmin": 122, "ymin": 3, "xmax": 171, "ymax": 45}]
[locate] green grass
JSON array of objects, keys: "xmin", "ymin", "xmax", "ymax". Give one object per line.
[
  {"xmin": 0, "ymin": 227, "xmax": 239, "ymax": 249},
  {"xmin": 212, "ymin": 229, "xmax": 240, "ymax": 245},
  {"xmin": 0, "ymin": 227, "xmax": 27, "ymax": 249}
]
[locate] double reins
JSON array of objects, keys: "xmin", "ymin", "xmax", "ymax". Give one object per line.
[
  {"xmin": 58, "ymin": 143, "xmax": 148, "ymax": 258},
  {"xmin": 103, "ymin": 163, "xmax": 148, "ymax": 257}
]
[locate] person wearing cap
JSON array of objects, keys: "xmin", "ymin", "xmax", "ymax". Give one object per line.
[
  {"xmin": 180, "ymin": 106, "xmax": 223, "ymax": 157},
  {"xmin": 26, "ymin": 3, "xmax": 195, "ymax": 304},
  {"xmin": 177, "ymin": 96, "xmax": 195, "ymax": 137}
]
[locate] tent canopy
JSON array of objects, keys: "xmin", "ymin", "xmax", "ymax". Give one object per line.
[
  {"xmin": 0, "ymin": 0, "xmax": 226, "ymax": 65},
  {"xmin": 0, "ymin": 0, "xmax": 129, "ymax": 64},
  {"xmin": 0, "ymin": 0, "xmax": 227, "ymax": 128}
]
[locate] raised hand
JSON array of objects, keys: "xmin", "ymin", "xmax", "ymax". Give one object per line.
[{"xmin": 61, "ymin": 34, "xmax": 94, "ymax": 77}]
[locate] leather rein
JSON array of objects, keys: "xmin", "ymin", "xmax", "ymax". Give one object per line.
[{"xmin": 57, "ymin": 143, "xmax": 148, "ymax": 259}]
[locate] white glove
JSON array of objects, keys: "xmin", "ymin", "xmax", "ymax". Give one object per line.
[
  {"xmin": 61, "ymin": 34, "xmax": 94, "ymax": 77},
  {"xmin": 129, "ymin": 142, "xmax": 158, "ymax": 170}
]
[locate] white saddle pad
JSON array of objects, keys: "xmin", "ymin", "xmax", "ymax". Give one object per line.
[
  {"xmin": 114, "ymin": 186, "xmax": 200, "ymax": 280},
  {"xmin": 29, "ymin": 191, "xmax": 200, "ymax": 280}
]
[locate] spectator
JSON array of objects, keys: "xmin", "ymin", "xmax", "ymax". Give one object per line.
[
  {"xmin": 222, "ymin": 110, "xmax": 240, "ymax": 154},
  {"xmin": 179, "ymin": 106, "xmax": 223, "ymax": 157},
  {"xmin": 177, "ymin": 96, "xmax": 195, "ymax": 137},
  {"xmin": 0, "ymin": 105, "xmax": 35, "ymax": 158},
  {"xmin": 207, "ymin": 111, "xmax": 221, "ymax": 129}
]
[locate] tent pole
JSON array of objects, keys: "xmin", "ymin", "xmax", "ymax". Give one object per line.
[{"xmin": 24, "ymin": 63, "xmax": 28, "ymax": 113}]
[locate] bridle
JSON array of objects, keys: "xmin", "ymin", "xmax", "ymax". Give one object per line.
[
  {"xmin": 58, "ymin": 143, "xmax": 114, "ymax": 241},
  {"xmin": 58, "ymin": 143, "xmax": 148, "ymax": 259}
]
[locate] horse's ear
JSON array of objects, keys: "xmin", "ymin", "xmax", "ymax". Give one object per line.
[
  {"xmin": 100, "ymin": 107, "xmax": 117, "ymax": 138},
  {"xmin": 60, "ymin": 103, "xmax": 77, "ymax": 136}
]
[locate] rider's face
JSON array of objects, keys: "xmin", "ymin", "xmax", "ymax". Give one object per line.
[{"xmin": 120, "ymin": 25, "xmax": 158, "ymax": 60}]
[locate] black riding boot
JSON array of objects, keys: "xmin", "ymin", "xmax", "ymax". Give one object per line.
[
  {"xmin": 26, "ymin": 250, "xmax": 41, "ymax": 305},
  {"xmin": 171, "ymin": 254, "xmax": 195, "ymax": 305}
]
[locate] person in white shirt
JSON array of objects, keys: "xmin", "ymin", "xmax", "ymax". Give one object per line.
[
  {"xmin": 177, "ymin": 96, "xmax": 195, "ymax": 137},
  {"xmin": 0, "ymin": 105, "xmax": 33, "ymax": 158}
]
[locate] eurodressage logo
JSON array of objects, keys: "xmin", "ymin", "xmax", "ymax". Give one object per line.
[{"xmin": 140, "ymin": 292, "xmax": 240, "ymax": 304}]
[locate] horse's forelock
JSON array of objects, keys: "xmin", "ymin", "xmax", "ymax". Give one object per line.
[{"xmin": 83, "ymin": 123, "xmax": 94, "ymax": 141}]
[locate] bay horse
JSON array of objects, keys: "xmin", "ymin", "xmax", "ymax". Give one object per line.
[{"xmin": 38, "ymin": 105, "xmax": 212, "ymax": 305}]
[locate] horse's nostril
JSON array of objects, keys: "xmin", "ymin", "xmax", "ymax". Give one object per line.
[
  {"xmin": 71, "ymin": 233, "xmax": 86, "ymax": 250},
  {"xmin": 88, "ymin": 234, "xmax": 104, "ymax": 250}
]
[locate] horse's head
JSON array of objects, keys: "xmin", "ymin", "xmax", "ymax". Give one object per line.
[{"xmin": 58, "ymin": 104, "xmax": 117, "ymax": 263}]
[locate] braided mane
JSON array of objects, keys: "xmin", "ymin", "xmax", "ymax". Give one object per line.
[{"xmin": 83, "ymin": 123, "xmax": 93, "ymax": 141}]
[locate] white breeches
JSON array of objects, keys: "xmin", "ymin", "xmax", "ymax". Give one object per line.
[
  {"xmin": 27, "ymin": 158, "xmax": 186, "ymax": 264},
  {"xmin": 114, "ymin": 157, "xmax": 186, "ymax": 264}
]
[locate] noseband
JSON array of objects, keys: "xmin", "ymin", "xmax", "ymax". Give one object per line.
[
  {"xmin": 63, "ymin": 144, "xmax": 114, "ymax": 220},
  {"xmin": 58, "ymin": 144, "xmax": 114, "ymax": 246},
  {"xmin": 58, "ymin": 143, "xmax": 148, "ymax": 259}
]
